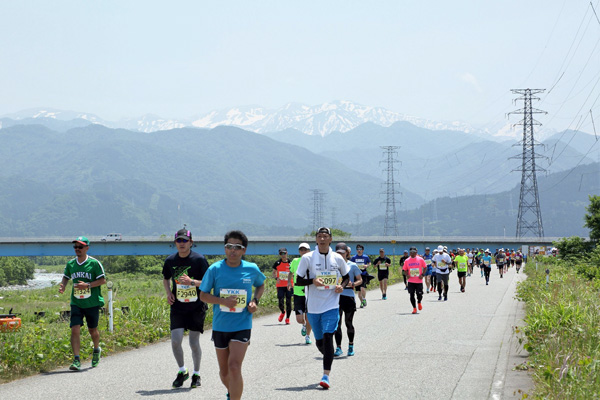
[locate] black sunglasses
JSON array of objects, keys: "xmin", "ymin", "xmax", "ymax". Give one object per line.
[
  {"xmin": 175, "ymin": 238, "xmax": 189, "ymax": 243},
  {"xmin": 73, "ymin": 245, "xmax": 86, "ymax": 250}
]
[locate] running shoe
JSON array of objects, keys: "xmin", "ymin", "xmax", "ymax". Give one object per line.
[
  {"xmin": 383, "ymin": 295, "xmax": 387, "ymax": 300},
  {"xmin": 461, "ymin": 287, "xmax": 465, "ymax": 293},
  {"xmin": 285, "ymin": 318, "xmax": 290, "ymax": 325},
  {"xmin": 438, "ymin": 295, "xmax": 442, "ymax": 301},
  {"xmin": 319, "ymin": 374, "xmax": 330, "ymax": 389},
  {"xmin": 347, "ymin": 344, "xmax": 355, "ymax": 356},
  {"xmin": 444, "ymin": 296, "xmax": 448, "ymax": 301},
  {"xmin": 91, "ymin": 347, "xmax": 101, "ymax": 367},
  {"xmin": 305, "ymin": 335, "xmax": 312, "ymax": 344},
  {"xmin": 363, "ymin": 299, "xmax": 367, "ymax": 307},
  {"xmin": 172, "ymin": 369, "xmax": 189, "ymax": 388},
  {"xmin": 334, "ymin": 347, "xmax": 343, "ymax": 357},
  {"xmin": 418, "ymin": 303, "xmax": 423, "ymax": 311},
  {"xmin": 412, "ymin": 308, "xmax": 417, "ymax": 314},
  {"xmin": 426, "ymin": 288, "xmax": 429, "ymax": 293},
  {"xmin": 278, "ymin": 313, "xmax": 284, "ymax": 322},
  {"xmin": 301, "ymin": 324, "xmax": 307, "ymax": 336},
  {"xmin": 486, "ymin": 282, "xmax": 489, "ymax": 285},
  {"xmin": 360, "ymin": 302, "xmax": 364, "ymax": 308},
  {"xmin": 69, "ymin": 358, "xmax": 81, "ymax": 371},
  {"xmin": 191, "ymin": 374, "xmax": 201, "ymax": 388}
]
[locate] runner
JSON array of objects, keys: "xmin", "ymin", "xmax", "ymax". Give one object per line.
[
  {"xmin": 295, "ymin": 227, "xmax": 350, "ymax": 389},
  {"xmin": 272, "ymin": 247, "xmax": 292, "ymax": 324},
  {"xmin": 288, "ymin": 242, "xmax": 313, "ymax": 344},
  {"xmin": 467, "ymin": 249, "xmax": 474, "ymax": 277},
  {"xmin": 430, "ymin": 249, "xmax": 438, "ymax": 292},
  {"xmin": 58, "ymin": 236, "xmax": 106, "ymax": 371},
  {"xmin": 334, "ymin": 243, "xmax": 362, "ymax": 357},
  {"xmin": 199, "ymin": 230, "xmax": 266, "ymax": 400},
  {"xmin": 476, "ymin": 249, "xmax": 484, "ymax": 277},
  {"xmin": 422, "ymin": 247, "xmax": 433, "ymax": 294},
  {"xmin": 399, "ymin": 250, "xmax": 409, "ymax": 290},
  {"xmin": 432, "ymin": 245, "xmax": 452, "ymax": 301},
  {"xmin": 454, "ymin": 248, "xmax": 469, "ymax": 293},
  {"xmin": 496, "ymin": 248, "xmax": 507, "ymax": 279},
  {"xmin": 162, "ymin": 228, "xmax": 209, "ymax": 388},
  {"xmin": 373, "ymin": 248, "xmax": 391, "ymax": 300},
  {"xmin": 482, "ymin": 249, "xmax": 493, "ymax": 285},
  {"xmin": 350, "ymin": 244, "xmax": 371, "ymax": 308},
  {"xmin": 402, "ymin": 247, "xmax": 427, "ymax": 314},
  {"xmin": 515, "ymin": 250, "xmax": 523, "ymax": 273}
]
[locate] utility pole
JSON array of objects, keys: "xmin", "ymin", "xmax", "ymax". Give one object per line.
[
  {"xmin": 508, "ymin": 88, "xmax": 547, "ymax": 238},
  {"xmin": 310, "ymin": 189, "xmax": 325, "ymax": 232},
  {"xmin": 380, "ymin": 146, "xmax": 401, "ymax": 236}
]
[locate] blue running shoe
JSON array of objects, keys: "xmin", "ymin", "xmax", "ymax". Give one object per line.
[
  {"xmin": 334, "ymin": 347, "xmax": 343, "ymax": 357},
  {"xmin": 301, "ymin": 324, "xmax": 307, "ymax": 336},
  {"xmin": 348, "ymin": 344, "xmax": 355, "ymax": 356},
  {"xmin": 319, "ymin": 374, "xmax": 330, "ymax": 389}
]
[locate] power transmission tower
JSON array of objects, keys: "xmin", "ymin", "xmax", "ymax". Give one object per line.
[
  {"xmin": 508, "ymin": 88, "xmax": 547, "ymax": 238},
  {"xmin": 380, "ymin": 146, "xmax": 401, "ymax": 236},
  {"xmin": 310, "ymin": 189, "xmax": 325, "ymax": 231}
]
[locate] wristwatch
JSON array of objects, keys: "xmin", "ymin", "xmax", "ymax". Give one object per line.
[
  {"xmin": 252, "ymin": 297, "xmax": 260, "ymax": 305},
  {"xmin": 191, "ymin": 279, "xmax": 195, "ymax": 286}
]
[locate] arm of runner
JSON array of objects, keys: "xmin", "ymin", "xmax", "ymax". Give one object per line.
[
  {"xmin": 88, "ymin": 277, "xmax": 106, "ymax": 288},
  {"xmin": 353, "ymin": 272, "xmax": 363, "ymax": 288},
  {"xmin": 248, "ymin": 284, "xmax": 265, "ymax": 314},
  {"xmin": 163, "ymin": 279, "xmax": 176, "ymax": 305},
  {"xmin": 200, "ymin": 290, "xmax": 237, "ymax": 309},
  {"xmin": 58, "ymin": 277, "xmax": 69, "ymax": 294},
  {"xmin": 335, "ymin": 273, "xmax": 350, "ymax": 293}
]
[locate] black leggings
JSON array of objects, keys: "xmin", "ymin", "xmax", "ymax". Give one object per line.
[
  {"xmin": 335, "ymin": 309, "xmax": 355, "ymax": 347},
  {"xmin": 484, "ymin": 267, "xmax": 491, "ymax": 282},
  {"xmin": 408, "ymin": 283, "xmax": 423, "ymax": 308},
  {"xmin": 316, "ymin": 332, "xmax": 335, "ymax": 371},
  {"xmin": 277, "ymin": 287, "xmax": 292, "ymax": 318},
  {"xmin": 437, "ymin": 275, "xmax": 449, "ymax": 296}
]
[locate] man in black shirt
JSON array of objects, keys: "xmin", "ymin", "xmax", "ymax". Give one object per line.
[
  {"xmin": 162, "ymin": 228, "xmax": 209, "ymax": 389},
  {"xmin": 373, "ymin": 248, "xmax": 391, "ymax": 300}
]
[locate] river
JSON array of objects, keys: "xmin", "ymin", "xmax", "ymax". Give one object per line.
[{"xmin": 0, "ymin": 269, "xmax": 63, "ymax": 291}]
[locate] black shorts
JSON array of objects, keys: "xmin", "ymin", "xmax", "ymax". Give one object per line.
[
  {"xmin": 70, "ymin": 305, "xmax": 100, "ymax": 329},
  {"xmin": 407, "ymin": 282, "xmax": 423, "ymax": 296},
  {"xmin": 457, "ymin": 271, "xmax": 467, "ymax": 278},
  {"xmin": 212, "ymin": 329, "xmax": 251, "ymax": 349},
  {"xmin": 339, "ymin": 295, "xmax": 356, "ymax": 313},
  {"xmin": 497, "ymin": 264, "xmax": 504, "ymax": 269},
  {"xmin": 293, "ymin": 294, "xmax": 306, "ymax": 315},
  {"xmin": 377, "ymin": 270, "xmax": 389, "ymax": 281},
  {"xmin": 170, "ymin": 306, "xmax": 206, "ymax": 333},
  {"xmin": 355, "ymin": 272, "xmax": 367, "ymax": 291},
  {"xmin": 516, "ymin": 260, "xmax": 523, "ymax": 265}
]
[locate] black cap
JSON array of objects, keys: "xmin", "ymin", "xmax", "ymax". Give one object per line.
[
  {"xmin": 316, "ymin": 227, "xmax": 332, "ymax": 236},
  {"xmin": 409, "ymin": 247, "xmax": 417, "ymax": 252},
  {"xmin": 335, "ymin": 242, "xmax": 347, "ymax": 254},
  {"xmin": 278, "ymin": 247, "xmax": 287, "ymax": 253},
  {"xmin": 425, "ymin": 247, "xmax": 430, "ymax": 250},
  {"xmin": 175, "ymin": 228, "xmax": 192, "ymax": 241}
]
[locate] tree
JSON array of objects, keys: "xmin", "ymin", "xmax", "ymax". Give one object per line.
[{"xmin": 584, "ymin": 195, "xmax": 600, "ymax": 242}]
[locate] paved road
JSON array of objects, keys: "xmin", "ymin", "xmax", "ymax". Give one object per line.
[{"xmin": 1, "ymin": 265, "xmax": 532, "ymax": 399}]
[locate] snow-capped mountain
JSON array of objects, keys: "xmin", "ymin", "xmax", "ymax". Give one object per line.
[{"xmin": 191, "ymin": 100, "xmax": 478, "ymax": 136}]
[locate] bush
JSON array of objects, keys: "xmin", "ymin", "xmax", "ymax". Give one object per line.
[
  {"xmin": 0, "ymin": 257, "xmax": 35, "ymax": 286},
  {"xmin": 554, "ymin": 237, "xmax": 594, "ymax": 261}
]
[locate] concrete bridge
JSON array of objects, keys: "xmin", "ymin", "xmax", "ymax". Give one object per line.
[{"xmin": 0, "ymin": 236, "xmax": 560, "ymax": 257}]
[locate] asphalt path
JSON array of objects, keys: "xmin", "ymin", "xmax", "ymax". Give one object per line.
[{"xmin": 1, "ymin": 264, "xmax": 532, "ymax": 399}]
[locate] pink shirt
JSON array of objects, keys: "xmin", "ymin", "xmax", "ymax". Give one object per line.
[{"xmin": 403, "ymin": 256, "xmax": 427, "ymax": 283}]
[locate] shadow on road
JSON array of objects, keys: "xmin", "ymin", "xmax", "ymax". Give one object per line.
[
  {"xmin": 42, "ymin": 368, "xmax": 90, "ymax": 376},
  {"xmin": 275, "ymin": 343, "xmax": 311, "ymax": 347},
  {"xmin": 275, "ymin": 383, "xmax": 323, "ymax": 392},
  {"xmin": 136, "ymin": 388, "xmax": 193, "ymax": 396}
]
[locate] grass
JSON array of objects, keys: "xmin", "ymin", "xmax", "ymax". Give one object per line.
[{"xmin": 515, "ymin": 258, "xmax": 600, "ymax": 399}]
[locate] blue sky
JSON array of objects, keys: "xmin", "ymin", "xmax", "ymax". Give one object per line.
[{"xmin": 1, "ymin": 0, "xmax": 598, "ymax": 133}]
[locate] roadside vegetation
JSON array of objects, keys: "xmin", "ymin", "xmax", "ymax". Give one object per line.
[
  {"xmin": 515, "ymin": 195, "xmax": 600, "ymax": 399},
  {"xmin": 0, "ymin": 252, "xmax": 402, "ymax": 383}
]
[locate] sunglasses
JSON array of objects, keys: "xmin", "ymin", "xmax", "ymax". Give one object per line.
[
  {"xmin": 73, "ymin": 245, "xmax": 86, "ymax": 250},
  {"xmin": 225, "ymin": 243, "xmax": 245, "ymax": 250},
  {"xmin": 279, "ymin": 252, "xmax": 287, "ymax": 255},
  {"xmin": 175, "ymin": 238, "xmax": 189, "ymax": 243}
]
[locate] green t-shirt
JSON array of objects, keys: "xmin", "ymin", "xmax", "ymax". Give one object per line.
[
  {"xmin": 289, "ymin": 258, "xmax": 305, "ymax": 297},
  {"xmin": 454, "ymin": 255, "xmax": 469, "ymax": 272},
  {"xmin": 63, "ymin": 256, "xmax": 106, "ymax": 308}
]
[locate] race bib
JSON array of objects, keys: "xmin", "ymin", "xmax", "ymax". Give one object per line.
[
  {"xmin": 379, "ymin": 264, "xmax": 388, "ymax": 270},
  {"xmin": 278, "ymin": 271, "xmax": 289, "ymax": 281},
  {"xmin": 425, "ymin": 259, "xmax": 432, "ymax": 266},
  {"xmin": 438, "ymin": 262, "xmax": 446, "ymax": 268},
  {"xmin": 409, "ymin": 268, "xmax": 420, "ymax": 277},
  {"xmin": 219, "ymin": 289, "xmax": 247, "ymax": 313},
  {"xmin": 484, "ymin": 260, "xmax": 490, "ymax": 266},
  {"xmin": 73, "ymin": 285, "xmax": 91, "ymax": 299},
  {"xmin": 459, "ymin": 263, "xmax": 467, "ymax": 270},
  {"xmin": 176, "ymin": 283, "xmax": 198, "ymax": 303},
  {"xmin": 355, "ymin": 259, "xmax": 364, "ymax": 266},
  {"xmin": 316, "ymin": 271, "xmax": 339, "ymax": 290}
]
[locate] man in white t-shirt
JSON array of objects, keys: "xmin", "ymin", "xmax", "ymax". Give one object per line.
[
  {"xmin": 296, "ymin": 227, "xmax": 350, "ymax": 390},
  {"xmin": 432, "ymin": 245, "xmax": 452, "ymax": 301}
]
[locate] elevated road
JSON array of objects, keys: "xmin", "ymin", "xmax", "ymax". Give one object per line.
[
  {"xmin": 1, "ymin": 265, "xmax": 532, "ymax": 399},
  {"xmin": 0, "ymin": 236, "xmax": 560, "ymax": 257}
]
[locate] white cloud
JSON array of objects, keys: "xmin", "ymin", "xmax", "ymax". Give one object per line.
[{"xmin": 460, "ymin": 73, "xmax": 483, "ymax": 93}]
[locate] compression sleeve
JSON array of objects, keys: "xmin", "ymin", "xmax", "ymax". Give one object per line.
[{"xmin": 296, "ymin": 276, "xmax": 313, "ymax": 286}]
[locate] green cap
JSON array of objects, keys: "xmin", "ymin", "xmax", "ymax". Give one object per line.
[{"xmin": 73, "ymin": 236, "xmax": 90, "ymax": 246}]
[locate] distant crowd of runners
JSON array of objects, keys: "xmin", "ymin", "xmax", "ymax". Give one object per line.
[{"xmin": 58, "ymin": 228, "xmax": 527, "ymax": 399}]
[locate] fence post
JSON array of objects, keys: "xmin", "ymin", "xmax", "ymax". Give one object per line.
[
  {"xmin": 107, "ymin": 281, "xmax": 114, "ymax": 333},
  {"xmin": 545, "ymin": 268, "xmax": 550, "ymax": 288}
]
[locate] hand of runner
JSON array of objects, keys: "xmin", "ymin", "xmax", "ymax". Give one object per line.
[
  {"xmin": 334, "ymin": 285, "xmax": 343, "ymax": 293},
  {"xmin": 313, "ymin": 277, "xmax": 325, "ymax": 287},
  {"xmin": 247, "ymin": 300, "xmax": 258, "ymax": 314},
  {"xmin": 58, "ymin": 283, "xmax": 65, "ymax": 294},
  {"xmin": 166, "ymin": 292, "xmax": 175, "ymax": 305},
  {"xmin": 179, "ymin": 274, "xmax": 192, "ymax": 285},
  {"xmin": 221, "ymin": 295, "xmax": 238, "ymax": 309},
  {"xmin": 74, "ymin": 281, "xmax": 88, "ymax": 290}
]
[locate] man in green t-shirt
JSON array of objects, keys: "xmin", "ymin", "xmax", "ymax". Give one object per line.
[
  {"xmin": 454, "ymin": 248, "xmax": 469, "ymax": 293},
  {"xmin": 58, "ymin": 236, "xmax": 106, "ymax": 371},
  {"xmin": 288, "ymin": 242, "xmax": 312, "ymax": 344}
]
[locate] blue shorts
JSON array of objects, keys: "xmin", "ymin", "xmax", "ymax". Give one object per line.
[
  {"xmin": 424, "ymin": 266, "xmax": 433, "ymax": 276},
  {"xmin": 306, "ymin": 308, "xmax": 339, "ymax": 341}
]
